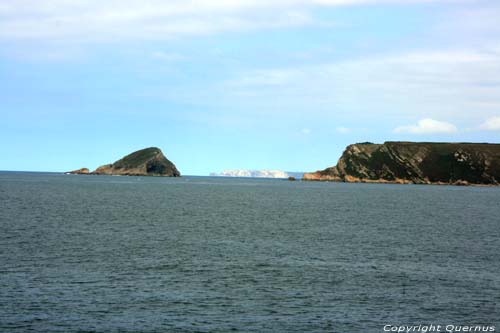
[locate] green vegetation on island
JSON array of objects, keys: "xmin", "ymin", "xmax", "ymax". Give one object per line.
[
  {"xmin": 303, "ymin": 142, "xmax": 500, "ymax": 185},
  {"xmin": 67, "ymin": 147, "xmax": 180, "ymax": 177}
]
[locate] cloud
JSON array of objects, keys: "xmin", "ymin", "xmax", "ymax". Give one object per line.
[
  {"xmin": 301, "ymin": 128, "xmax": 311, "ymax": 135},
  {"xmin": 222, "ymin": 48, "xmax": 500, "ymax": 122},
  {"xmin": 478, "ymin": 116, "xmax": 500, "ymax": 131},
  {"xmin": 0, "ymin": 1, "xmax": 309, "ymax": 41},
  {"xmin": 335, "ymin": 126, "xmax": 351, "ymax": 134},
  {"xmin": 393, "ymin": 118, "xmax": 458, "ymax": 134},
  {"xmin": 0, "ymin": 0, "xmax": 461, "ymax": 42},
  {"xmin": 438, "ymin": 4, "xmax": 500, "ymax": 42}
]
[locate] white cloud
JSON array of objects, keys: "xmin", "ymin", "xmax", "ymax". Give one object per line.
[
  {"xmin": 438, "ymin": 4, "xmax": 500, "ymax": 41},
  {"xmin": 0, "ymin": 1, "xmax": 307, "ymax": 41},
  {"xmin": 301, "ymin": 128, "xmax": 311, "ymax": 135},
  {"xmin": 393, "ymin": 118, "xmax": 458, "ymax": 134},
  {"xmin": 222, "ymin": 48, "xmax": 500, "ymax": 122},
  {"xmin": 0, "ymin": 0, "xmax": 461, "ymax": 42},
  {"xmin": 478, "ymin": 116, "xmax": 500, "ymax": 131},
  {"xmin": 335, "ymin": 126, "xmax": 351, "ymax": 134}
]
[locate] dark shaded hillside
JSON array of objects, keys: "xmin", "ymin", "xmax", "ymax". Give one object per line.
[
  {"xmin": 303, "ymin": 142, "xmax": 500, "ymax": 185},
  {"xmin": 68, "ymin": 147, "xmax": 180, "ymax": 177}
]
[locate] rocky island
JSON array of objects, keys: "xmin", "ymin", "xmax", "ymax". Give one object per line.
[
  {"xmin": 67, "ymin": 147, "xmax": 180, "ymax": 177},
  {"xmin": 303, "ymin": 142, "xmax": 500, "ymax": 185},
  {"xmin": 210, "ymin": 169, "xmax": 290, "ymax": 178}
]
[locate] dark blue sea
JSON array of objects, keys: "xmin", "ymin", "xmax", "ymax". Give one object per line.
[{"xmin": 1, "ymin": 172, "xmax": 499, "ymax": 332}]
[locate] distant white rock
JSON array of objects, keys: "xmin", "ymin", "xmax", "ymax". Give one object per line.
[{"xmin": 210, "ymin": 169, "xmax": 289, "ymax": 179}]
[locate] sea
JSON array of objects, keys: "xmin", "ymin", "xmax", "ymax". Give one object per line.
[{"xmin": 1, "ymin": 171, "xmax": 499, "ymax": 332}]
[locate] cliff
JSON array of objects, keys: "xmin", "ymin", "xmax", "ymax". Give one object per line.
[
  {"xmin": 68, "ymin": 147, "xmax": 180, "ymax": 177},
  {"xmin": 303, "ymin": 142, "xmax": 500, "ymax": 185},
  {"xmin": 210, "ymin": 169, "xmax": 289, "ymax": 178}
]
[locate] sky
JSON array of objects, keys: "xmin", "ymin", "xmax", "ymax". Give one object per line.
[{"xmin": 1, "ymin": 0, "xmax": 500, "ymax": 175}]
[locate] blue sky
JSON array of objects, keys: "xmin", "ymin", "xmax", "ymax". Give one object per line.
[{"xmin": 1, "ymin": 0, "xmax": 500, "ymax": 175}]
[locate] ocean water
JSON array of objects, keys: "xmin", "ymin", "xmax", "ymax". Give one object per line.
[{"xmin": 0, "ymin": 172, "xmax": 499, "ymax": 332}]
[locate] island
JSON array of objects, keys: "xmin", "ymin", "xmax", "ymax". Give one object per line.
[
  {"xmin": 303, "ymin": 142, "xmax": 500, "ymax": 185},
  {"xmin": 67, "ymin": 147, "xmax": 180, "ymax": 177},
  {"xmin": 210, "ymin": 169, "xmax": 289, "ymax": 178}
]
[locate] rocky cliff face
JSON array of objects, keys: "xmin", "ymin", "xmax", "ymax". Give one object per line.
[
  {"xmin": 303, "ymin": 142, "xmax": 500, "ymax": 185},
  {"xmin": 210, "ymin": 169, "xmax": 289, "ymax": 178},
  {"xmin": 68, "ymin": 147, "xmax": 180, "ymax": 177},
  {"xmin": 66, "ymin": 168, "xmax": 89, "ymax": 175}
]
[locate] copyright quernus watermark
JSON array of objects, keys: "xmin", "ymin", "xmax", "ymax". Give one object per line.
[{"xmin": 383, "ymin": 325, "xmax": 496, "ymax": 333}]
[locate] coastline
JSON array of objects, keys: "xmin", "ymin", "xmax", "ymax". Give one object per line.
[{"xmin": 301, "ymin": 173, "xmax": 499, "ymax": 187}]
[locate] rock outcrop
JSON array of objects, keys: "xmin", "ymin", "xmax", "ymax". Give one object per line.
[
  {"xmin": 303, "ymin": 142, "xmax": 500, "ymax": 185},
  {"xmin": 68, "ymin": 147, "xmax": 180, "ymax": 177},
  {"xmin": 66, "ymin": 168, "xmax": 90, "ymax": 175}
]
